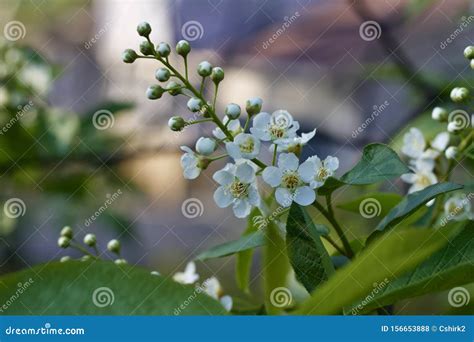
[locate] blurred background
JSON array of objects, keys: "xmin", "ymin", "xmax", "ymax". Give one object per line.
[{"xmin": 0, "ymin": 0, "xmax": 473, "ymax": 314}]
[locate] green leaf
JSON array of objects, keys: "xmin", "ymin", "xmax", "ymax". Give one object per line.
[
  {"xmin": 0, "ymin": 261, "xmax": 226, "ymax": 315},
  {"xmin": 369, "ymin": 182, "xmax": 463, "ymax": 240},
  {"xmin": 337, "ymin": 192, "xmax": 402, "ymax": 217},
  {"xmin": 295, "ymin": 224, "xmax": 461, "ymax": 315},
  {"xmin": 317, "ymin": 144, "xmax": 409, "ymax": 195},
  {"xmin": 196, "ymin": 231, "xmax": 265, "ymax": 261},
  {"xmin": 236, "ymin": 207, "xmax": 262, "ymax": 293},
  {"xmin": 286, "ymin": 204, "xmax": 334, "ymax": 293},
  {"xmin": 354, "ymin": 221, "xmax": 474, "ymax": 312}
]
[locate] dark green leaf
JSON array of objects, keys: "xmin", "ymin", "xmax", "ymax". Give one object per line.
[
  {"xmin": 0, "ymin": 261, "xmax": 226, "ymax": 315},
  {"xmin": 286, "ymin": 204, "xmax": 334, "ymax": 293},
  {"xmin": 196, "ymin": 231, "xmax": 265, "ymax": 261}
]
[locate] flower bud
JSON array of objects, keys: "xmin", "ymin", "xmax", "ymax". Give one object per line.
[
  {"xmin": 168, "ymin": 116, "xmax": 186, "ymax": 131},
  {"xmin": 107, "ymin": 239, "xmax": 121, "ymax": 254},
  {"xmin": 431, "ymin": 107, "xmax": 447, "ymax": 121},
  {"xmin": 187, "ymin": 97, "xmax": 203, "ymax": 112},
  {"xmin": 196, "ymin": 137, "xmax": 217, "ymax": 156},
  {"xmin": 58, "ymin": 236, "xmax": 70, "ymax": 248},
  {"xmin": 60, "ymin": 226, "xmax": 73, "ymax": 239},
  {"xmin": 450, "ymin": 87, "xmax": 469, "ymax": 102},
  {"xmin": 471, "ymin": 59, "xmax": 474, "ymax": 70},
  {"xmin": 115, "ymin": 258, "xmax": 127, "ymax": 265},
  {"xmin": 210, "ymin": 67, "xmax": 224, "ymax": 84},
  {"xmin": 122, "ymin": 49, "xmax": 138, "ymax": 63},
  {"xmin": 176, "ymin": 40, "xmax": 191, "ymax": 57},
  {"xmin": 60, "ymin": 256, "xmax": 71, "ymax": 262},
  {"xmin": 463, "ymin": 45, "xmax": 474, "ymax": 60},
  {"xmin": 447, "ymin": 121, "xmax": 462, "ymax": 133},
  {"xmin": 246, "ymin": 97, "xmax": 263, "ymax": 116},
  {"xmin": 146, "ymin": 85, "xmax": 164, "ymax": 100},
  {"xmin": 155, "ymin": 68, "xmax": 171, "ymax": 82},
  {"xmin": 445, "ymin": 146, "xmax": 459, "ymax": 159},
  {"xmin": 166, "ymin": 81, "xmax": 181, "ymax": 96},
  {"xmin": 139, "ymin": 41, "xmax": 155, "ymax": 56},
  {"xmin": 137, "ymin": 22, "xmax": 152, "ymax": 37},
  {"xmin": 83, "ymin": 233, "xmax": 97, "ymax": 247},
  {"xmin": 225, "ymin": 103, "xmax": 241, "ymax": 119},
  {"xmin": 156, "ymin": 42, "xmax": 171, "ymax": 58},
  {"xmin": 81, "ymin": 255, "xmax": 92, "ymax": 262},
  {"xmin": 197, "ymin": 61, "xmax": 212, "ymax": 77}
]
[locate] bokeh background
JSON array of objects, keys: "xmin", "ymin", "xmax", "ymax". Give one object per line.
[{"xmin": 0, "ymin": 0, "xmax": 473, "ymax": 314}]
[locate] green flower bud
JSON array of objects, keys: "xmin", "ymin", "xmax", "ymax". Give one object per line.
[
  {"xmin": 146, "ymin": 84, "xmax": 164, "ymax": 100},
  {"xmin": 156, "ymin": 42, "xmax": 171, "ymax": 58},
  {"xmin": 58, "ymin": 236, "xmax": 70, "ymax": 248},
  {"xmin": 107, "ymin": 239, "xmax": 121, "ymax": 254},
  {"xmin": 471, "ymin": 59, "xmax": 474, "ymax": 70},
  {"xmin": 176, "ymin": 40, "xmax": 191, "ymax": 57},
  {"xmin": 225, "ymin": 103, "xmax": 241, "ymax": 119},
  {"xmin": 210, "ymin": 67, "xmax": 224, "ymax": 84},
  {"xmin": 114, "ymin": 258, "xmax": 127, "ymax": 265},
  {"xmin": 196, "ymin": 137, "xmax": 217, "ymax": 156},
  {"xmin": 445, "ymin": 146, "xmax": 459, "ymax": 160},
  {"xmin": 197, "ymin": 61, "xmax": 212, "ymax": 77},
  {"xmin": 166, "ymin": 81, "xmax": 181, "ymax": 96},
  {"xmin": 155, "ymin": 68, "xmax": 171, "ymax": 82},
  {"xmin": 450, "ymin": 87, "xmax": 469, "ymax": 102},
  {"xmin": 139, "ymin": 41, "xmax": 155, "ymax": 56},
  {"xmin": 60, "ymin": 226, "xmax": 73, "ymax": 239},
  {"xmin": 83, "ymin": 233, "xmax": 97, "ymax": 247},
  {"xmin": 463, "ymin": 46, "xmax": 474, "ymax": 60},
  {"xmin": 246, "ymin": 97, "xmax": 263, "ymax": 116},
  {"xmin": 60, "ymin": 256, "xmax": 71, "ymax": 262},
  {"xmin": 187, "ymin": 97, "xmax": 203, "ymax": 112},
  {"xmin": 168, "ymin": 116, "xmax": 186, "ymax": 131},
  {"xmin": 137, "ymin": 22, "xmax": 152, "ymax": 37},
  {"xmin": 431, "ymin": 107, "xmax": 447, "ymax": 121},
  {"xmin": 81, "ymin": 255, "xmax": 92, "ymax": 262},
  {"xmin": 122, "ymin": 49, "xmax": 138, "ymax": 63}
]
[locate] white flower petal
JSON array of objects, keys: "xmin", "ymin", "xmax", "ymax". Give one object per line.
[
  {"xmin": 214, "ymin": 187, "xmax": 234, "ymax": 208},
  {"xmin": 275, "ymin": 187, "xmax": 293, "ymax": 207},
  {"xmin": 262, "ymin": 166, "xmax": 282, "ymax": 187},
  {"xmin": 235, "ymin": 162, "xmax": 255, "ymax": 183},
  {"xmin": 278, "ymin": 153, "xmax": 299, "ymax": 171},
  {"xmin": 298, "ymin": 160, "xmax": 315, "ymax": 183},
  {"xmin": 293, "ymin": 186, "xmax": 316, "ymax": 206},
  {"xmin": 225, "ymin": 142, "xmax": 241, "ymax": 160},
  {"xmin": 401, "ymin": 127, "xmax": 425, "ymax": 159},
  {"xmin": 220, "ymin": 295, "xmax": 233, "ymax": 311},
  {"xmin": 401, "ymin": 173, "xmax": 416, "ymax": 183},
  {"xmin": 324, "ymin": 156, "xmax": 339, "ymax": 172},
  {"xmin": 431, "ymin": 132, "xmax": 449, "ymax": 151},
  {"xmin": 233, "ymin": 199, "xmax": 252, "ymax": 218},
  {"xmin": 183, "ymin": 167, "xmax": 200, "ymax": 180},
  {"xmin": 248, "ymin": 186, "xmax": 261, "ymax": 206},
  {"xmin": 252, "ymin": 112, "xmax": 271, "ymax": 129},
  {"xmin": 213, "ymin": 169, "xmax": 234, "ymax": 185},
  {"xmin": 301, "ymin": 129, "xmax": 316, "ymax": 144}
]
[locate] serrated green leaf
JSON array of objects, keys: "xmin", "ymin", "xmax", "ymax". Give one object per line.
[
  {"xmin": 0, "ymin": 261, "xmax": 226, "ymax": 315},
  {"xmin": 354, "ymin": 221, "xmax": 473, "ymax": 312},
  {"xmin": 295, "ymin": 224, "xmax": 461, "ymax": 315},
  {"xmin": 337, "ymin": 192, "xmax": 402, "ymax": 217},
  {"xmin": 286, "ymin": 204, "xmax": 334, "ymax": 293},
  {"xmin": 196, "ymin": 231, "xmax": 265, "ymax": 261}
]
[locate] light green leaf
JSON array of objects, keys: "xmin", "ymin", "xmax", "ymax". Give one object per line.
[
  {"xmin": 286, "ymin": 204, "xmax": 334, "ymax": 293},
  {"xmin": 0, "ymin": 261, "xmax": 226, "ymax": 315},
  {"xmin": 295, "ymin": 224, "xmax": 461, "ymax": 315},
  {"xmin": 337, "ymin": 192, "xmax": 402, "ymax": 217},
  {"xmin": 354, "ymin": 221, "xmax": 473, "ymax": 312},
  {"xmin": 196, "ymin": 231, "xmax": 265, "ymax": 261}
]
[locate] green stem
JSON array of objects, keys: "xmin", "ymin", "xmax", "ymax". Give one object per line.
[
  {"xmin": 272, "ymin": 145, "xmax": 278, "ymax": 166},
  {"xmin": 213, "ymin": 84, "xmax": 219, "ymax": 111},
  {"xmin": 243, "ymin": 116, "xmax": 251, "ymax": 132},
  {"xmin": 70, "ymin": 241, "xmax": 98, "ymax": 259},
  {"xmin": 187, "ymin": 118, "xmax": 213, "ymax": 125},
  {"xmin": 199, "ymin": 77, "xmax": 205, "ymax": 95},
  {"xmin": 209, "ymin": 154, "xmax": 228, "ymax": 161},
  {"xmin": 184, "ymin": 56, "xmax": 188, "ymax": 80}
]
